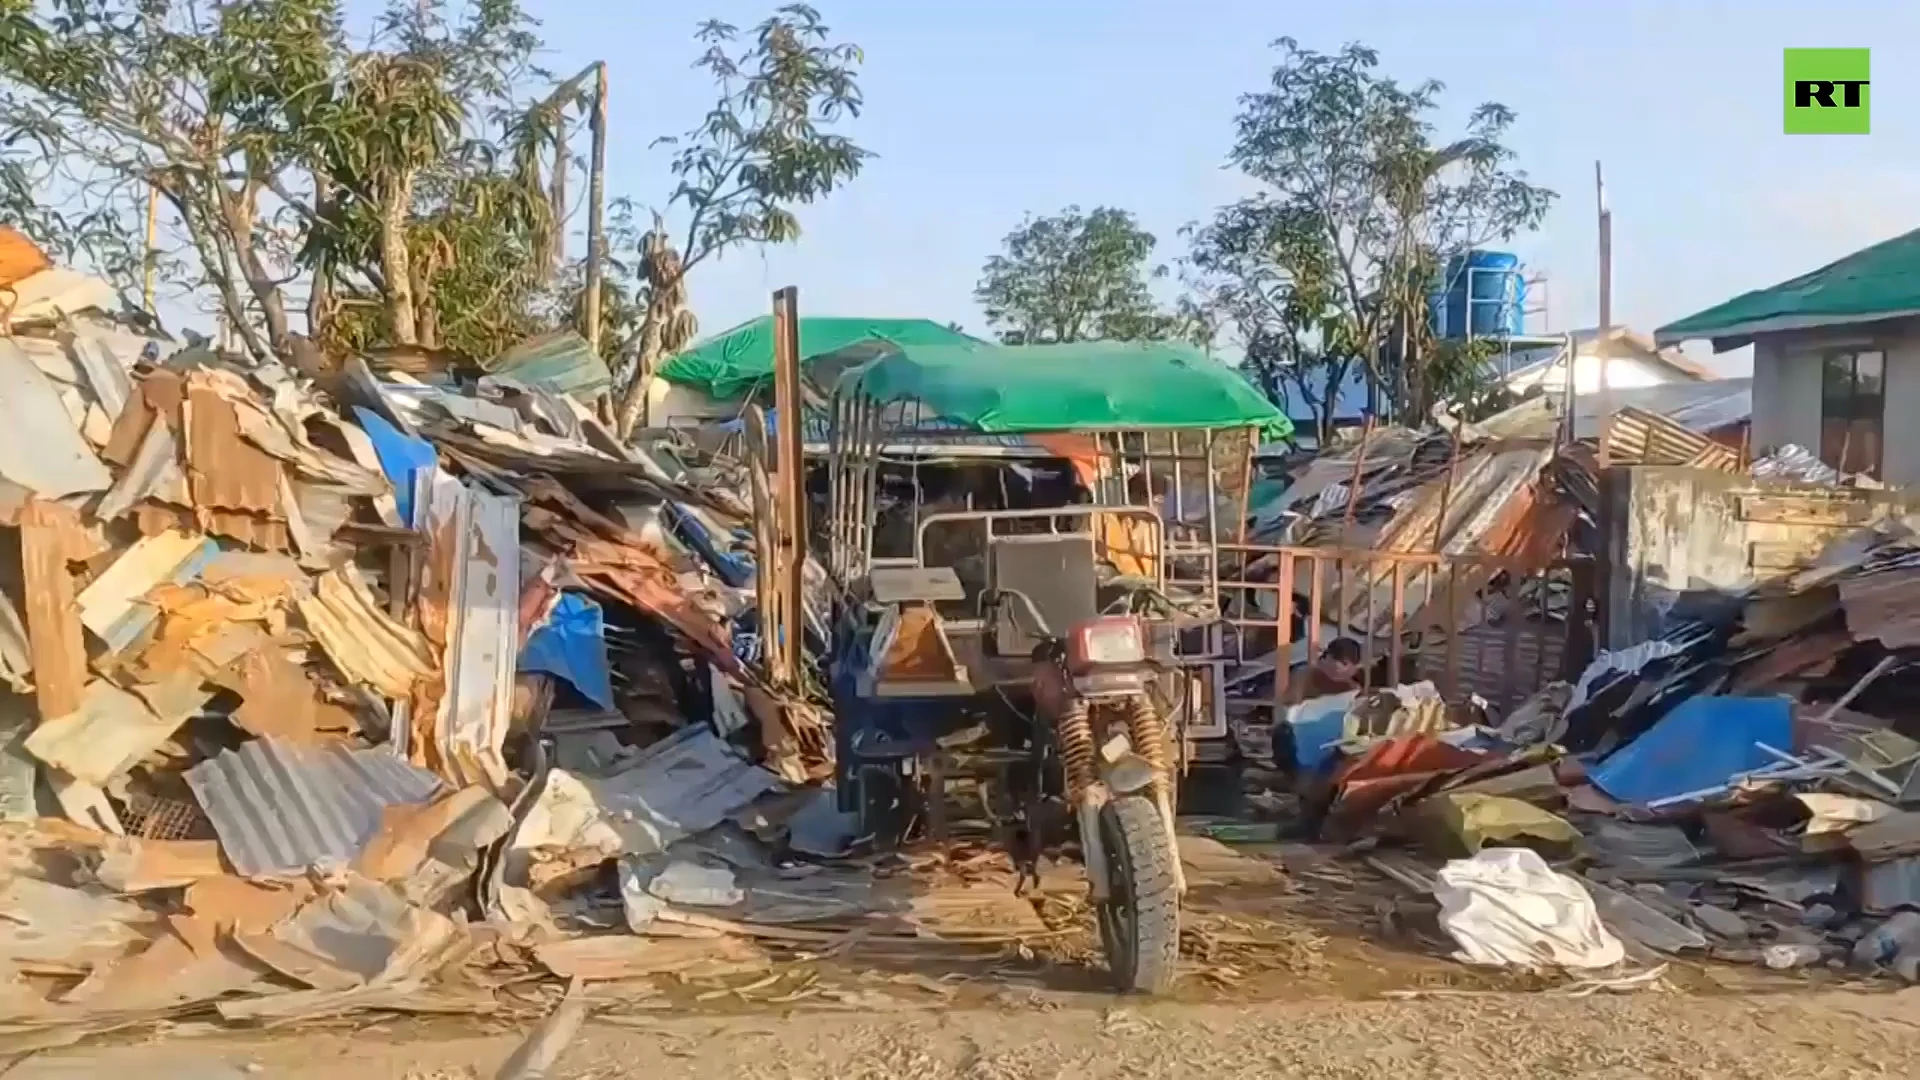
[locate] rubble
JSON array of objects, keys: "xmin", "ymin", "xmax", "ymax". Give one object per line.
[{"xmin": 0, "ymin": 239, "xmax": 894, "ymax": 1050}]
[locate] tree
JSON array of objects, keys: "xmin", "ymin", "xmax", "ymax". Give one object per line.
[
  {"xmin": 0, "ymin": 0, "xmax": 555, "ymax": 363},
  {"xmin": 1204, "ymin": 38, "xmax": 1556, "ymax": 421},
  {"xmin": 611, "ymin": 3, "xmax": 869, "ymax": 438},
  {"xmin": 1183, "ymin": 200, "xmax": 1355, "ymax": 443},
  {"xmin": 974, "ymin": 205, "xmax": 1190, "ymax": 346}
]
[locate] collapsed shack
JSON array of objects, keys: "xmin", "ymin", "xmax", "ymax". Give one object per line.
[
  {"xmin": 1229, "ymin": 380, "xmax": 1920, "ymax": 980},
  {"xmin": 0, "ymin": 239, "xmax": 1042, "ymax": 1052}
]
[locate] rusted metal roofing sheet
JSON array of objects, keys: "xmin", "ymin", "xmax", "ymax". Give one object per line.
[
  {"xmin": 182, "ymin": 370, "xmax": 283, "ymax": 514},
  {"xmin": 0, "ymin": 339, "xmax": 112, "ymax": 498},
  {"xmin": 185, "ymin": 736, "xmax": 445, "ymax": 877},
  {"xmin": 425, "ymin": 474, "xmax": 521, "ymax": 791},
  {"xmin": 297, "ymin": 564, "xmax": 436, "ymax": 698},
  {"xmin": 1839, "ymin": 568, "xmax": 1920, "ymax": 650},
  {"xmin": 1602, "ymin": 406, "xmax": 1739, "ymax": 470}
]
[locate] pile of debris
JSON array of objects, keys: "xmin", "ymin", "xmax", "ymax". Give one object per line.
[
  {"xmin": 0, "ymin": 235, "xmax": 947, "ymax": 1051},
  {"xmin": 1271, "ymin": 517, "xmax": 1920, "ymax": 979}
]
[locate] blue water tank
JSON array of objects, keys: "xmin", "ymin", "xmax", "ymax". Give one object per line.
[{"xmin": 1433, "ymin": 250, "xmax": 1527, "ymax": 339}]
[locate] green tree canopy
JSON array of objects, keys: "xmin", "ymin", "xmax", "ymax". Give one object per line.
[
  {"xmin": 975, "ymin": 205, "xmax": 1194, "ymax": 346},
  {"xmin": 1186, "ymin": 38, "xmax": 1556, "ymax": 428}
]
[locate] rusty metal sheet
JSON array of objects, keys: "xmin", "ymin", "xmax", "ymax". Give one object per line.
[
  {"xmin": 213, "ymin": 647, "xmax": 361, "ymax": 743},
  {"xmin": 18, "ymin": 499, "xmax": 89, "ymax": 719},
  {"xmin": 1730, "ymin": 629, "xmax": 1854, "ymax": 691},
  {"xmin": 1839, "ymin": 568, "xmax": 1920, "ymax": 650},
  {"xmin": 237, "ymin": 383, "xmax": 390, "ymax": 495},
  {"xmin": 182, "ymin": 371, "xmax": 283, "ymax": 514},
  {"xmin": 424, "ymin": 474, "xmax": 520, "ymax": 791},
  {"xmin": 298, "ymin": 564, "xmax": 436, "ymax": 698},
  {"xmin": 1603, "ymin": 406, "xmax": 1738, "ymax": 470},
  {"xmin": 24, "ymin": 677, "xmax": 204, "ymax": 785}
]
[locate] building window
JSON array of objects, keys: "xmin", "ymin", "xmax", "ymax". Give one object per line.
[{"xmin": 1820, "ymin": 350, "xmax": 1884, "ymax": 479}]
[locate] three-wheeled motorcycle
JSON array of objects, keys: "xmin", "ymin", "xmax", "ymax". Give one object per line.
[{"xmin": 812, "ymin": 339, "xmax": 1277, "ymax": 993}]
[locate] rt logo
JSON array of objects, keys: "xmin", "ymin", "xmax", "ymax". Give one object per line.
[{"xmin": 1785, "ymin": 48, "xmax": 1870, "ymax": 134}]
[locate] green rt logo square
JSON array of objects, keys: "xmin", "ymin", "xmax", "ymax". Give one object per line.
[{"xmin": 1785, "ymin": 48, "xmax": 1870, "ymax": 134}]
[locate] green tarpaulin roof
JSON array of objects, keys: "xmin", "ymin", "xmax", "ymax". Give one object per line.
[
  {"xmin": 831, "ymin": 339, "xmax": 1291, "ymax": 439},
  {"xmin": 1657, "ymin": 227, "xmax": 1920, "ymax": 347},
  {"xmin": 655, "ymin": 316, "xmax": 984, "ymax": 399}
]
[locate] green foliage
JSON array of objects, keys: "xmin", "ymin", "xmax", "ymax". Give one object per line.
[
  {"xmin": 613, "ymin": 3, "xmax": 870, "ymax": 435},
  {"xmin": 0, "ymin": 0, "xmax": 555, "ymax": 361},
  {"xmin": 662, "ymin": 4, "xmax": 870, "ymax": 270},
  {"xmin": 975, "ymin": 205, "xmax": 1188, "ymax": 345},
  {"xmin": 1190, "ymin": 37, "xmax": 1556, "ymax": 424}
]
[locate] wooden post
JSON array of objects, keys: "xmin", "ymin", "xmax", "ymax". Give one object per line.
[{"xmin": 771, "ymin": 287, "xmax": 807, "ymax": 692}]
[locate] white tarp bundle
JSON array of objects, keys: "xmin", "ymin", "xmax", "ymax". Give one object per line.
[{"xmin": 1433, "ymin": 847, "xmax": 1626, "ymax": 969}]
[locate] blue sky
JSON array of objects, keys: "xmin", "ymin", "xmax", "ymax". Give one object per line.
[{"xmin": 383, "ymin": 2, "xmax": 1919, "ymax": 375}]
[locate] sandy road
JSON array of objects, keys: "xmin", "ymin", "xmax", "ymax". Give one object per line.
[{"xmin": 11, "ymin": 987, "xmax": 1920, "ymax": 1079}]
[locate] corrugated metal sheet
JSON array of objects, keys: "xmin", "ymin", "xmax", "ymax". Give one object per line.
[
  {"xmin": 582, "ymin": 725, "xmax": 782, "ymax": 857},
  {"xmin": 76, "ymin": 526, "xmax": 219, "ymax": 653},
  {"xmin": 297, "ymin": 564, "xmax": 436, "ymax": 698},
  {"xmin": 426, "ymin": 475, "xmax": 521, "ymax": 791},
  {"xmin": 75, "ymin": 530, "xmax": 220, "ymax": 653},
  {"xmin": 0, "ymin": 588, "xmax": 30, "ymax": 695},
  {"xmin": 482, "ymin": 329, "xmax": 612, "ymax": 400},
  {"xmin": 185, "ymin": 737, "xmax": 445, "ymax": 877},
  {"xmin": 65, "ymin": 320, "xmax": 139, "ymax": 422},
  {"xmin": 1572, "ymin": 379, "xmax": 1752, "ymax": 439},
  {"xmin": 1601, "ymin": 406, "xmax": 1739, "ymax": 470},
  {"xmin": 183, "ymin": 371, "xmax": 283, "ymax": 514},
  {"xmin": 1839, "ymin": 568, "xmax": 1920, "ymax": 650},
  {"xmin": 0, "ymin": 339, "xmax": 112, "ymax": 497}
]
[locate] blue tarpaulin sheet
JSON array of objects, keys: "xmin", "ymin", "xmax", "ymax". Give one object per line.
[
  {"xmin": 353, "ymin": 407, "xmax": 438, "ymax": 526},
  {"xmin": 519, "ymin": 592, "xmax": 616, "ymax": 710},
  {"xmin": 1280, "ymin": 691, "xmax": 1357, "ymax": 773},
  {"xmin": 1588, "ymin": 695, "xmax": 1794, "ymax": 805}
]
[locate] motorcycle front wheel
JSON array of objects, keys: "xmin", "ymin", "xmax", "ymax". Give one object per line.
[{"xmin": 1094, "ymin": 795, "xmax": 1180, "ymax": 994}]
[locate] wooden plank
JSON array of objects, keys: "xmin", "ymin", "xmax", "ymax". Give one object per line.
[
  {"xmin": 1748, "ymin": 539, "xmax": 1833, "ymax": 573},
  {"xmin": 18, "ymin": 498, "xmax": 89, "ymax": 720},
  {"xmin": 1736, "ymin": 494, "xmax": 1876, "ymax": 527}
]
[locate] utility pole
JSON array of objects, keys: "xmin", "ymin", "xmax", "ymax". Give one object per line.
[
  {"xmin": 583, "ymin": 62, "xmax": 610, "ymax": 361},
  {"xmin": 1595, "ymin": 161, "xmax": 1614, "ymax": 464}
]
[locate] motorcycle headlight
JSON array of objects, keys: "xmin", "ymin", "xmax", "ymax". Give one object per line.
[{"xmin": 1067, "ymin": 616, "xmax": 1146, "ymax": 669}]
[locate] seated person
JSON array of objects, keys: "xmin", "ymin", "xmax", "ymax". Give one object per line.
[
  {"xmin": 1283, "ymin": 637, "xmax": 1365, "ymax": 705},
  {"xmin": 1268, "ymin": 637, "xmax": 1366, "ymax": 778}
]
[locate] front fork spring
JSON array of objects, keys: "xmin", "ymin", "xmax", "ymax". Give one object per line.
[
  {"xmin": 1055, "ymin": 699, "xmax": 1097, "ymax": 807},
  {"xmin": 1124, "ymin": 694, "xmax": 1172, "ymax": 805}
]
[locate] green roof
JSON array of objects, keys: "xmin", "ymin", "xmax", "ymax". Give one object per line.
[
  {"xmin": 831, "ymin": 339, "xmax": 1290, "ymax": 439},
  {"xmin": 655, "ymin": 316, "xmax": 984, "ymax": 399},
  {"xmin": 1657, "ymin": 227, "xmax": 1920, "ymax": 346}
]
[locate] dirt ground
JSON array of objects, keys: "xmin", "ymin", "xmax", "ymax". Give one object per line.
[
  {"xmin": 9, "ymin": 836, "xmax": 1912, "ymax": 1078},
  {"xmin": 11, "ymin": 988, "xmax": 1920, "ymax": 1079}
]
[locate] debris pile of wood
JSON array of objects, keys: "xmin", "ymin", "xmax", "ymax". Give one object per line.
[
  {"xmin": 0, "ymin": 234, "xmax": 860, "ymax": 1051},
  {"xmin": 1269, "ymin": 518, "xmax": 1920, "ymax": 979}
]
